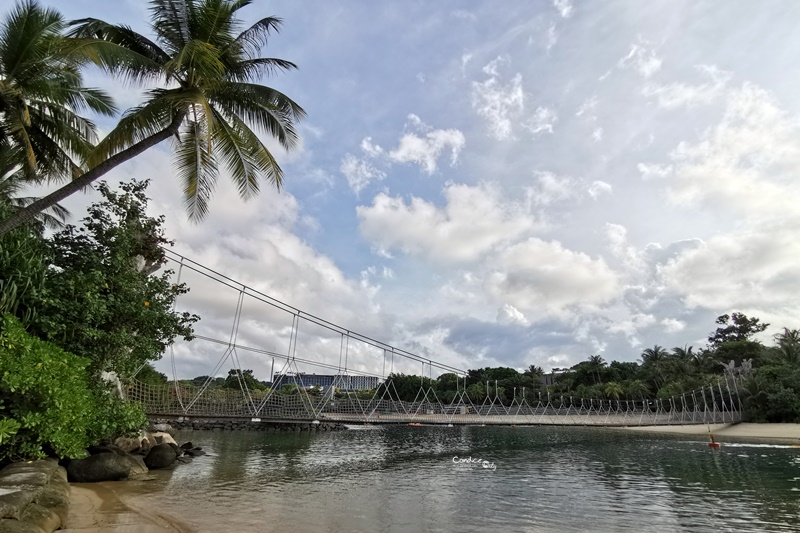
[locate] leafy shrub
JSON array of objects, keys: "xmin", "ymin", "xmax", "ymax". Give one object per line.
[
  {"xmin": 0, "ymin": 313, "xmax": 95, "ymax": 461},
  {"xmin": 88, "ymin": 390, "xmax": 147, "ymax": 444},
  {"xmin": 0, "ymin": 203, "xmax": 48, "ymax": 324},
  {"xmin": 0, "ymin": 314, "xmax": 147, "ymax": 461}
]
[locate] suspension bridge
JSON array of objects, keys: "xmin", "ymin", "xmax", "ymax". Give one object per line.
[{"xmin": 129, "ymin": 250, "xmax": 745, "ymax": 427}]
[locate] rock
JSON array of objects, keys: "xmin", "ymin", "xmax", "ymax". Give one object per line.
[
  {"xmin": 143, "ymin": 443, "xmax": 177, "ymax": 470},
  {"xmin": 122, "ymin": 454, "xmax": 149, "ymax": 477},
  {"xmin": 19, "ymin": 502, "xmax": 60, "ymax": 533},
  {"xmin": 151, "ymin": 432, "xmax": 177, "ymax": 447},
  {"xmin": 0, "ymin": 519, "xmax": 47, "ymax": 533},
  {"xmin": 179, "ymin": 442, "xmax": 193, "ymax": 451},
  {"xmin": 184, "ymin": 448, "xmax": 206, "ymax": 457},
  {"xmin": 113, "ymin": 433, "xmax": 150, "ymax": 454},
  {"xmin": 149, "ymin": 423, "xmax": 174, "ymax": 435},
  {"xmin": 175, "ymin": 456, "xmax": 193, "ymax": 464},
  {"xmin": 66, "ymin": 454, "xmax": 131, "ymax": 483},
  {"xmin": 35, "ymin": 477, "xmax": 69, "ymax": 526}
]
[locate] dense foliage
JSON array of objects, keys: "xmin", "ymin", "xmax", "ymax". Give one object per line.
[
  {"xmin": 0, "ymin": 203, "xmax": 48, "ymax": 324},
  {"xmin": 0, "ymin": 314, "xmax": 144, "ymax": 462},
  {"xmin": 29, "ymin": 180, "xmax": 198, "ymax": 377},
  {"xmin": 0, "ymin": 181, "xmax": 196, "ymax": 461}
]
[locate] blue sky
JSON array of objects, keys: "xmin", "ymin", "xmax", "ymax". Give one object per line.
[{"xmin": 42, "ymin": 0, "xmax": 800, "ymax": 379}]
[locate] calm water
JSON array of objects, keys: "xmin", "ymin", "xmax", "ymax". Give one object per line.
[{"xmin": 124, "ymin": 426, "xmax": 800, "ymax": 532}]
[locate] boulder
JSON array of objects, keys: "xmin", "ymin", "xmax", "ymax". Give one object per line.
[
  {"xmin": 151, "ymin": 432, "xmax": 177, "ymax": 447},
  {"xmin": 184, "ymin": 447, "xmax": 206, "ymax": 457},
  {"xmin": 113, "ymin": 433, "xmax": 150, "ymax": 454},
  {"xmin": 66, "ymin": 454, "xmax": 130, "ymax": 482},
  {"xmin": 143, "ymin": 443, "xmax": 177, "ymax": 470},
  {"xmin": 179, "ymin": 442, "xmax": 193, "ymax": 451},
  {"xmin": 149, "ymin": 423, "xmax": 174, "ymax": 435}
]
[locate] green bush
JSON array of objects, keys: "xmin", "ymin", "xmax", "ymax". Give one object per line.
[
  {"xmin": 0, "ymin": 314, "xmax": 147, "ymax": 461},
  {"xmin": 0, "ymin": 203, "xmax": 48, "ymax": 324},
  {"xmin": 0, "ymin": 313, "xmax": 95, "ymax": 461},
  {"xmin": 88, "ymin": 391, "xmax": 147, "ymax": 444}
]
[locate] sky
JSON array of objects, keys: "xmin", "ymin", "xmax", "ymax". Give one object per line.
[{"xmin": 38, "ymin": 0, "xmax": 800, "ymax": 381}]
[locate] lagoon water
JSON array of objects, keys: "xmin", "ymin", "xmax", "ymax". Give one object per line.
[{"xmin": 126, "ymin": 426, "xmax": 800, "ymax": 532}]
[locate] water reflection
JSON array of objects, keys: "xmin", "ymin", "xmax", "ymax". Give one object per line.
[{"xmin": 124, "ymin": 427, "xmax": 800, "ymax": 532}]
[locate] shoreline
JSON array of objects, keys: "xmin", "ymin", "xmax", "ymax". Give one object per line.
[
  {"xmin": 620, "ymin": 422, "xmax": 800, "ymax": 441},
  {"xmin": 62, "ymin": 481, "xmax": 194, "ymax": 533}
]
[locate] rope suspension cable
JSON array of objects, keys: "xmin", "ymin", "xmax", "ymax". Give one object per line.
[
  {"xmin": 253, "ymin": 312, "xmax": 297, "ymax": 416},
  {"xmin": 229, "ymin": 289, "xmax": 257, "ymax": 414}
]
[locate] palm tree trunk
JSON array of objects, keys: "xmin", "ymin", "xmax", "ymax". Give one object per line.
[{"xmin": 0, "ymin": 111, "xmax": 186, "ymax": 236}]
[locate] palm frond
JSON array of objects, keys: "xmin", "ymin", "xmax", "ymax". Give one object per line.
[
  {"xmin": 210, "ymin": 82, "xmax": 305, "ymax": 150},
  {"xmin": 150, "ymin": 0, "xmax": 192, "ymax": 55},
  {"xmin": 227, "ymin": 57, "xmax": 297, "ymax": 81},
  {"xmin": 227, "ymin": 16, "xmax": 283, "ymax": 59},
  {"xmin": 175, "ymin": 115, "xmax": 218, "ymax": 221},
  {"xmin": 87, "ymin": 88, "xmax": 196, "ymax": 166}
]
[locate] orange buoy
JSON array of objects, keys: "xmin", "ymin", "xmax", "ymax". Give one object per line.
[{"xmin": 708, "ymin": 442, "xmax": 721, "ymax": 448}]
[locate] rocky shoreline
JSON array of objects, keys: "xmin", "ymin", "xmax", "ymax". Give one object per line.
[{"xmin": 0, "ymin": 424, "xmax": 204, "ymax": 532}]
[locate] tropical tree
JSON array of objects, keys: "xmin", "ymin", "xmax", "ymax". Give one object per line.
[
  {"xmin": 0, "ymin": 152, "xmax": 69, "ymax": 229},
  {"xmin": 586, "ymin": 355, "xmax": 606, "ymax": 384},
  {"xmin": 0, "ymin": 0, "xmax": 305, "ymax": 236},
  {"xmin": 708, "ymin": 312, "xmax": 769, "ymax": 347},
  {"xmin": 604, "ymin": 381, "xmax": 623, "ymax": 400},
  {"xmin": 773, "ymin": 328, "xmax": 800, "ymax": 364},
  {"xmin": 0, "ymin": 1, "xmax": 114, "ymax": 180},
  {"xmin": 624, "ymin": 379, "xmax": 650, "ymax": 401}
]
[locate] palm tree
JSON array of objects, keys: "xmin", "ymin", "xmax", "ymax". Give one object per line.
[
  {"xmin": 0, "ymin": 0, "xmax": 304, "ymax": 235},
  {"xmin": 774, "ymin": 328, "xmax": 800, "ymax": 364},
  {"xmin": 624, "ymin": 379, "xmax": 650, "ymax": 401},
  {"xmin": 604, "ymin": 381, "xmax": 623, "ymax": 400},
  {"xmin": 0, "ymin": 154, "xmax": 69, "ymax": 228},
  {"xmin": 587, "ymin": 354, "xmax": 606, "ymax": 384},
  {"xmin": 0, "ymin": 1, "xmax": 114, "ymax": 189}
]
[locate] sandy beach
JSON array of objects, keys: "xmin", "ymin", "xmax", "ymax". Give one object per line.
[
  {"xmin": 62, "ymin": 481, "xmax": 193, "ymax": 533},
  {"xmin": 622, "ymin": 423, "xmax": 800, "ymax": 441}
]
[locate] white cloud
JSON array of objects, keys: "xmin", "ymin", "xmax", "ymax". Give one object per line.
[
  {"xmin": 340, "ymin": 154, "xmax": 386, "ymax": 193},
  {"xmin": 482, "ymin": 55, "xmax": 510, "ymax": 77},
  {"xmin": 357, "ymin": 182, "xmax": 536, "ymax": 263},
  {"xmin": 661, "ymin": 227, "xmax": 800, "ymax": 315},
  {"xmin": 527, "ymin": 171, "xmax": 576, "ymax": 206},
  {"xmin": 588, "ymin": 180, "xmax": 612, "ymax": 199},
  {"xmin": 522, "ymin": 106, "xmax": 558, "ymax": 137},
  {"xmin": 472, "ymin": 65, "xmax": 525, "ymax": 140},
  {"xmin": 497, "ymin": 304, "xmax": 530, "ymax": 326},
  {"xmin": 618, "ymin": 42, "xmax": 662, "ymax": 78},
  {"xmin": 388, "ymin": 128, "xmax": 466, "ymax": 174},
  {"xmin": 667, "ymin": 83, "xmax": 800, "ymax": 218},
  {"xmin": 545, "ymin": 23, "xmax": 558, "ymax": 51},
  {"xmin": 643, "ymin": 65, "xmax": 732, "ymax": 108},
  {"xmin": 360, "ymin": 137, "xmax": 384, "ymax": 157},
  {"xmin": 553, "ymin": 0, "xmax": 573, "ymax": 18},
  {"xmin": 661, "ymin": 318, "xmax": 686, "ymax": 333},
  {"xmin": 575, "ymin": 95, "xmax": 598, "ymax": 118},
  {"xmin": 486, "ymin": 238, "xmax": 618, "ymax": 316},
  {"xmin": 591, "ymin": 127, "xmax": 604, "ymax": 141},
  {"xmin": 637, "ymin": 162, "xmax": 673, "ymax": 180}
]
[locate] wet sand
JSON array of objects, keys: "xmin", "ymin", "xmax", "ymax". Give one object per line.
[
  {"xmin": 62, "ymin": 481, "xmax": 193, "ymax": 533},
  {"xmin": 622, "ymin": 422, "xmax": 800, "ymax": 441}
]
